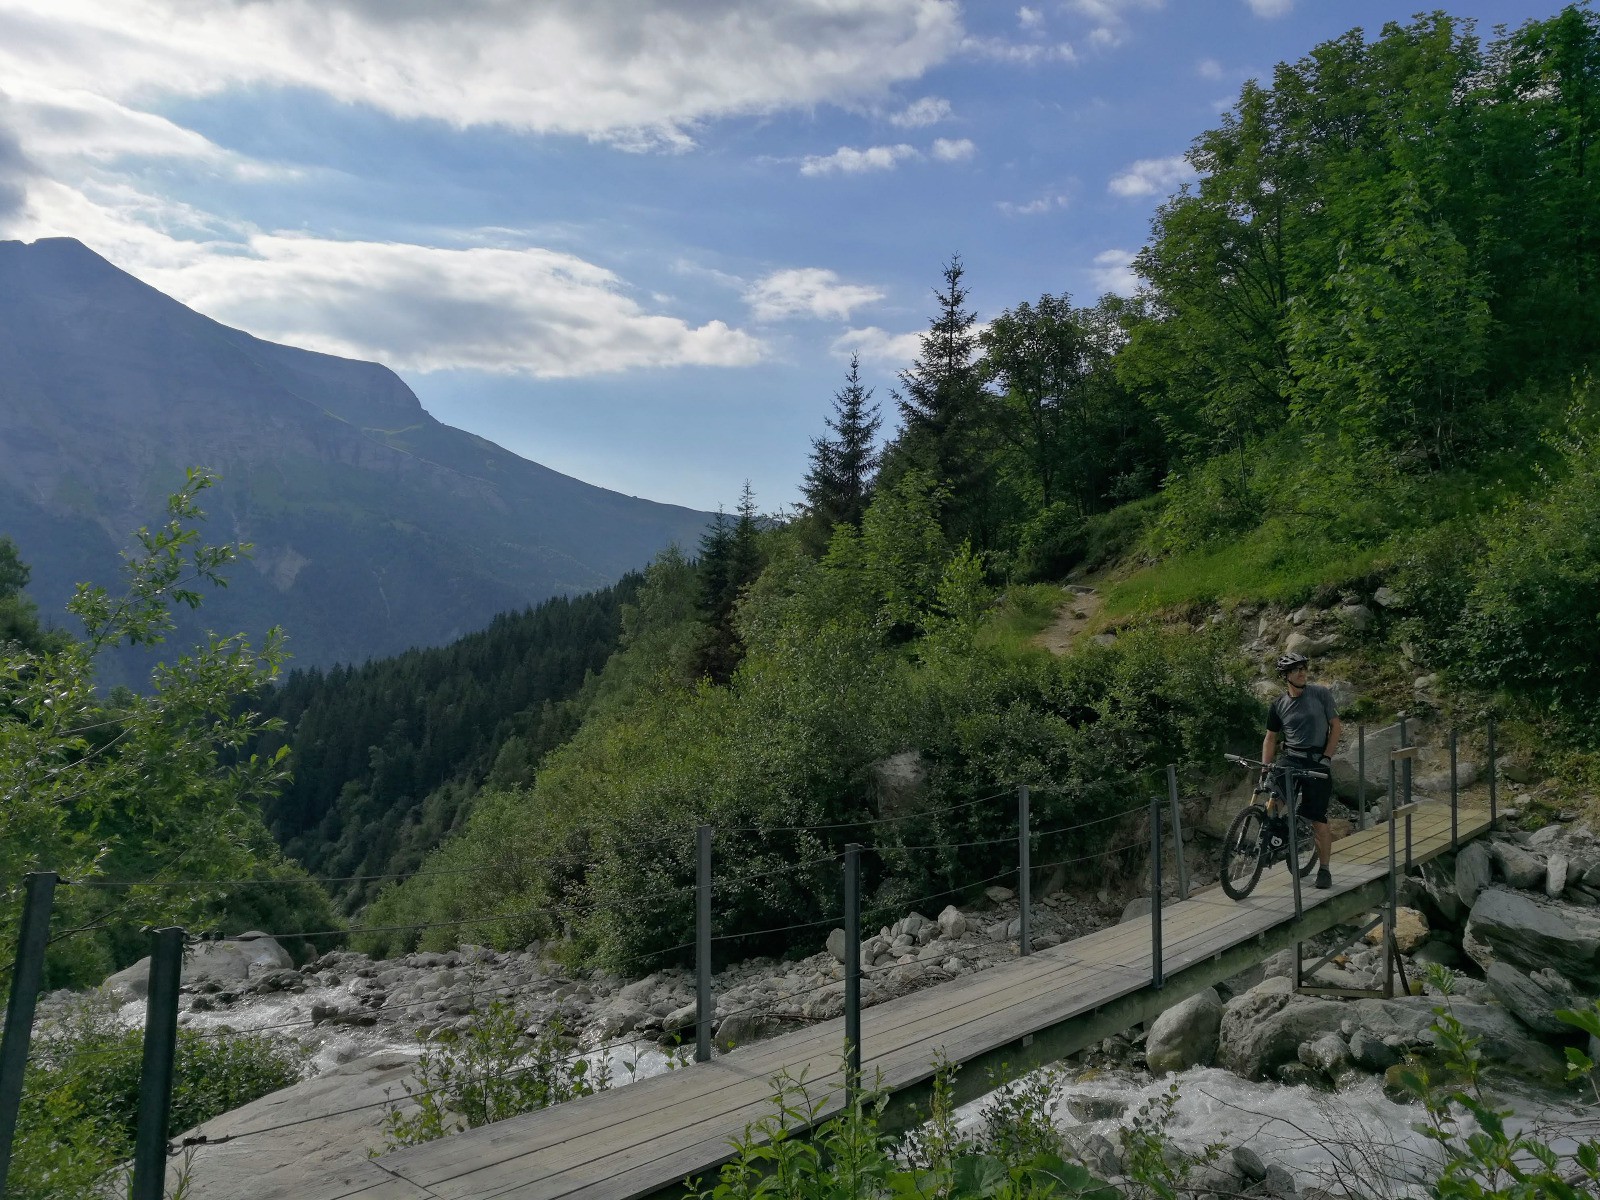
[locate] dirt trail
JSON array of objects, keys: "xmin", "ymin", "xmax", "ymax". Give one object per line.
[{"xmin": 1033, "ymin": 585, "xmax": 1104, "ymax": 655}]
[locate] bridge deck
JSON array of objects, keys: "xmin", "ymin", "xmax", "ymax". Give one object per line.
[{"xmin": 325, "ymin": 800, "xmax": 1489, "ymax": 1200}]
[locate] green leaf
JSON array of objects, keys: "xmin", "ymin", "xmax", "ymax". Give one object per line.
[{"xmin": 950, "ymin": 1154, "xmax": 1010, "ymax": 1199}]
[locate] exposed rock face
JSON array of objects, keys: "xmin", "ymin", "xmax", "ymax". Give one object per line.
[
  {"xmin": 1490, "ymin": 842, "xmax": 1547, "ymax": 891},
  {"xmin": 1145, "ymin": 988, "xmax": 1223, "ymax": 1074},
  {"xmin": 102, "ymin": 933, "xmax": 293, "ymax": 1001},
  {"xmin": 1219, "ymin": 985, "xmax": 1346, "ymax": 1080},
  {"xmin": 1455, "ymin": 841, "xmax": 1493, "ymax": 909},
  {"xmin": 1484, "ymin": 963, "xmax": 1582, "ymax": 1036},
  {"xmin": 1328, "ymin": 722, "xmax": 1405, "ymax": 800},
  {"xmin": 1463, "ymin": 887, "xmax": 1600, "ymax": 990}
]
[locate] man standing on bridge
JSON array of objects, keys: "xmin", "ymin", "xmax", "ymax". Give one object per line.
[{"xmin": 1262, "ymin": 651, "xmax": 1342, "ymax": 889}]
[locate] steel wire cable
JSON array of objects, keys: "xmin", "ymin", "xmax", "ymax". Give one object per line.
[{"xmin": 727, "ymin": 788, "xmax": 1015, "ymax": 835}]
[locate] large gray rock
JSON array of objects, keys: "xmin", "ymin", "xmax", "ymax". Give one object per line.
[
  {"xmin": 1298, "ymin": 1031, "xmax": 1351, "ymax": 1076},
  {"xmin": 102, "ymin": 933, "xmax": 293, "ymax": 1001},
  {"xmin": 1328, "ymin": 722, "xmax": 1405, "ymax": 801},
  {"xmin": 1146, "ymin": 988, "xmax": 1224, "ymax": 1074},
  {"xmin": 1455, "ymin": 841, "xmax": 1493, "ymax": 909},
  {"xmin": 1490, "ymin": 842, "xmax": 1547, "ymax": 891},
  {"xmin": 1348, "ymin": 997, "xmax": 1566, "ymax": 1083},
  {"xmin": 1463, "ymin": 887, "xmax": 1600, "ymax": 990},
  {"xmin": 1484, "ymin": 962, "xmax": 1581, "ymax": 1036},
  {"xmin": 1348, "ymin": 1028, "xmax": 1401, "ymax": 1073},
  {"xmin": 1286, "ymin": 629, "xmax": 1341, "ymax": 657},
  {"xmin": 937, "ymin": 904, "xmax": 967, "ymax": 941},
  {"xmin": 1220, "ymin": 992, "xmax": 1346, "ymax": 1080},
  {"xmin": 1547, "ymin": 853, "xmax": 1571, "ymax": 898},
  {"xmin": 165, "ymin": 1050, "xmax": 416, "ymax": 1198}
]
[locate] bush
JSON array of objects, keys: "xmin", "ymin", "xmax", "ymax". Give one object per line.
[{"xmin": 9, "ymin": 998, "xmax": 307, "ymax": 1199}]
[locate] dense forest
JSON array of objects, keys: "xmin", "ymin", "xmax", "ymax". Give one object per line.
[{"xmin": 7, "ymin": 7, "xmax": 1600, "ymax": 987}]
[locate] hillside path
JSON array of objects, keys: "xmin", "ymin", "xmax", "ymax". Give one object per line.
[{"xmin": 1032, "ymin": 585, "xmax": 1103, "ymax": 656}]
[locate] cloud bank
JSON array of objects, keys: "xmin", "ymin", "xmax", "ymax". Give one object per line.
[{"xmin": 745, "ymin": 269, "xmax": 884, "ymax": 322}]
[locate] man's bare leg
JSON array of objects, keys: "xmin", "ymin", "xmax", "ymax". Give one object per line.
[{"xmin": 1314, "ymin": 820, "xmax": 1331, "ymax": 869}]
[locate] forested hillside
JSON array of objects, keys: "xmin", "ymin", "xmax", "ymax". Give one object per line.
[
  {"xmin": 348, "ymin": 7, "xmax": 1600, "ymax": 972},
  {"xmin": 251, "ymin": 576, "xmax": 641, "ymax": 909}
]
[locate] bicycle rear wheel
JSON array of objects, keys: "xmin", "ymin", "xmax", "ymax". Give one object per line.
[{"xmin": 1220, "ymin": 805, "xmax": 1267, "ymax": 900}]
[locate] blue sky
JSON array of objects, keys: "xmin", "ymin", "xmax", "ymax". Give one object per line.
[{"xmin": 0, "ymin": 0, "xmax": 1557, "ymax": 511}]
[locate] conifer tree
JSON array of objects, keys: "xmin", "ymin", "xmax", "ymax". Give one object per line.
[
  {"xmin": 695, "ymin": 483, "xmax": 763, "ymax": 683},
  {"xmin": 802, "ymin": 354, "xmax": 882, "ymax": 540}
]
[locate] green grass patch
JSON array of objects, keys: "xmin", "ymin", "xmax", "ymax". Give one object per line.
[
  {"xmin": 977, "ymin": 583, "xmax": 1067, "ymax": 655},
  {"xmin": 1103, "ymin": 523, "xmax": 1388, "ymax": 618}
]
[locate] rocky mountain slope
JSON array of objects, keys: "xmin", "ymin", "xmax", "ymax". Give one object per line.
[{"xmin": 0, "ymin": 238, "xmax": 710, "ymax": 682}]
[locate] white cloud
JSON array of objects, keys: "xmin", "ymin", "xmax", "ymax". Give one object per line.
[
  {"xmin": 964, "ymin": 36, "xmax": 1076, "ymax": 64},
  {"xmin": 1088, "ymin": 248, "xmax": 1138, "ymax": 296},
  {"xmin": 800, "ymin": 143, "xmax": 918, "ymax": 176},
  {"xmin": 0, "ymin": 1, "xmax": 965, "ymax": 151},
  {"xmin": 831, "ymin": 325, "xmax": 923, "ymax": 367},
  {"xmin": 7, "ymin": 182, "xmax": 765, "ymax": 378},
  {"xmin": 997, "ymin": 193, "xmax": 1068, "ymax": 216},
  {"xmin": 1065, "ymin": 0, "xmax": 1163, "ymax": 49},
  {"xmin": 931, "ymin": 137, "xmax": 975, "ymax": 162},
  {"xmin": 888, "ymin": 96, "xmax": 951, "ymax": 128},
  {"xmin": 1018, "ymin": 7, "xmax": 1044, "ymax": 30},
  {"xmin": 1108, "ymin": 153, "xmax": 1197, "ymax": 197},
  {"xmin": 744, "ymin": 268, "xmax": 884, "ymax": 322},
  {"xmin": 1244, "ymin": 0, "xmax": 1293, "ymax": 15},
  {"xmin": 1196, "ymin": 58, "xmax": 1225, "ymax": 81}
]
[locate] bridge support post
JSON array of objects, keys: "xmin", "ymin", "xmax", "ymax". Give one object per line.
[
  {"xmin": 1487, "ymin": 717, "xmax": 1498, "ymax": 824},
  {"xmin": 1149, "ymin": 795, "xmax": 1163, "ymax": 990},
  {"xmin": 696, "ymin": 824, "xmax": 712, "ymax": 1063},
  {"xmin": 1017, "ymin": 786, "xmax": 1031, "ymax": 956},
  {"xmin": 1386, "ymin": 760, "xmax": 1398, "ymax": 999},
  {"xmin": 843, "ymin": 843, "xmax": 862, "ymax": 1090},
  {"xmin": 0, "ymin": 871, "xmax": 57, "ymax": 1197},
  {"xmin": 1449, "ymin": 729, "xmax": 1459, "ymax": 852},
  {"xmin": 1286, "ymin": 762, "xmax": 1303, "ymax": 920},
  {"xmin": 1357, "ymin": 723, "xmax": 1367, "ymax": 830},
  {"xmin": 1166, "ymin": 764, "xmax": 1189, "ymax": 901},
  {"xmin": 132, "ymin": 926, "xmax": 185, "ymax": 1200}
]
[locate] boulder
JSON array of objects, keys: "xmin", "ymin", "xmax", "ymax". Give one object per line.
[
  {"xmin": 1328, "ymin": 722, "xmax": 1405, "ymax": 801},
  {"xmin": 1484, "ymin": 962, "xmax": 1581, "ymax": 1037},
  {"xmin": 714, "ymin": 1011, "xmax": 768, "ymax": 1053},
  {"xmin": 1373, "ymin": 586, "xmax": 1401, "ymax": 608},
  {"xmin": 1455, "ymin": 841, "xmax": 1493, "ymax": 909},
  {"xmin": 1365, "ymin": 908, "xmax": 1429, "ymax": 955},
  {"xmin": 1337, "ymin": 604, "xmax": 1374, "ymax": 633},
  {"xmin": 1349, "ymin": 996, "xmax": 1566, "ymax": 1084},
  {"xmin": 1220, "ymin": 993, "xmax": 1346, "ymax": 1080},
  {"xmin": 1547, "ymin": 853, "xmax": 1571, "ymax": 898},
  {"xmin": 102, "ymin": 933, "xmax": 293, "ymax": 1001},
  {"xmin": 871, "ymin": 750, "xmax": 927, "ymax": 815},
  {"xmin": 1120, "ymin": 896, "xmax": 1153, "ymax": 924},
  {"xmin": 1145, "ymin": 988, "xmax": 1224, "ymax": 1074},
  {"xmin": 1409, "ymin": 941, "xmax": 1460, "ymax": 970},
  {"xmin": 1348, "ymin": 1028, "xmax": 1401, "ymax": 1073},
  {"xmin": 1298, "ymin": 1031, "xmax": 1351, "ymax": 1076},
  {"xmin": 1233, "ymin": 1146, "xmax": 1268, "ymax": 1182},
  {"xmin": 826, "ymin": 928, "xmax": 847, "ymax": 964},
  {"xmin": 1490, "ymin": 842, "xmax": 1547, "ymax": 891},
  {"xmin": 937, "ymin": 904, "xmax": 967, "ymax": 941},
  {"xmin": 985, "ymin": 885, "xmax": 1015, "ymax": 904},
  {"xmin": 1286, "ymin": 630, "xmax": 1341, "ymax": 657},
  {"xmin": 1463, "ymin": 887, "xmax": 1600, "ymax": 990},
  {"xmin": 663, "ymin": 1001, "xmax": 698, "ymax": 1033},
  {"xmin": 592, "ymin": 1000, "xmax": 649, "ymax": 1040}
]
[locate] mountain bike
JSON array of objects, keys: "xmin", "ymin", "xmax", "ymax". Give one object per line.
[{"xmin": 1218, "ymin": 753, "xmax": 1326, "ymax": 900}]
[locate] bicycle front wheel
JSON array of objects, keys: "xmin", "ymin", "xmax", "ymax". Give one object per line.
[
  {"xmin": 1221, "ymin": 805, "xmax": 1267, "ymax": 900},
  {"xmin": 1290, "ymin": 814, "xmax": 1318, "ymax": 878}
]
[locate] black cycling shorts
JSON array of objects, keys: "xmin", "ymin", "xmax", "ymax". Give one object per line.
[{"xmin": 1282, "ymin": 754, "xmax": 1331, "ymax": 823}]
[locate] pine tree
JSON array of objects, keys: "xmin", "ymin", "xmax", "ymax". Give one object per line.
[
  {"xmin": 885, "ymin": 256, "xmax": 1001, "ymax": 548},
  {"xmin": 695, "ymin": 484, "xmax": 763, "ymax": 683},
  {"xmin": 802, "ymin": 353, "xmax": 882, "ymax": 541}
]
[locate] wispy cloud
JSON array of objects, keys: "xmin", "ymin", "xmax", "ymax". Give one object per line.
[
  {"xmin": 1196, "ymin": 58, "xmax": 1225, "ymax": 81},
  {"xmin": 744, "ymin": 268, "xmax": 884, "ymax": 321},
  {"xmin": 1088, "ymin": 248, "xmax": 1138, "ymax": 296},
  {"xmin": 800, "ymin": 143, "xmax": 919, "ymax": 176},
  {"xmin": 1244, "ymin": 0, "xmax": 1293, "ymax": 16},
  {"xmin": 1065, "ymin": 0, "xmax": 1164, "ymax": 49},
  {"xmin": 931, "ymin": 137, "xmax": 975, "ymax": 162},
  {"xmin": 964, "ymin": 36, "xmax": 1077, "ymax": 64},
  {"xmin": 1018, "ymin": 6, "xmax": 1045, "ymax": 30},
  {"xmin": 888, "ymin": 96, "xmax": 951, "ymax": 128},
  {"xmin": 831, "ymin": 325, "xmax": 923, "ymax": 366},
  {"xmin": 1108, "ymin": 153, "xmax": 1196, "ymax": 197},
  {"xmin": 998, "ymin": 192, "xmax": 1068, "ymax": 216}
]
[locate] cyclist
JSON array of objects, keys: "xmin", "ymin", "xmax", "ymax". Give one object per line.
[{"xmin": 1261, "ymin": 651, "xmax": 1342, "ymax": 889}]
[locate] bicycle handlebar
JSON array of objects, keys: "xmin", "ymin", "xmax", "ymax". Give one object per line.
[{"xmin": 1223, "ymin": 753, "xmax": 1329, "ymax": 781}]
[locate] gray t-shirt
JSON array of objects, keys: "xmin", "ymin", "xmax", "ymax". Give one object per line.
[{"xmin": 1267, "ymin": 683, "xmax": 1338, "ymax": 754}]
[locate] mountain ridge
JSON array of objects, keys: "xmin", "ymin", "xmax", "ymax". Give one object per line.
[{"xmin": 0, "ymin": 237, "xmax": 711, "ymax": 683}]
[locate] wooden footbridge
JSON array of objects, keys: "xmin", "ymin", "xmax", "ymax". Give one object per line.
[{"xmin": 311, "ymin": 795, "xmax": 1490, "ymax": 1200}]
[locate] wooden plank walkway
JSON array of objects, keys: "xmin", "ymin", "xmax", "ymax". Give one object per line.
[{"xmin": 326, "ymin": 800, "xmax": 1490, "ymax": 1200}]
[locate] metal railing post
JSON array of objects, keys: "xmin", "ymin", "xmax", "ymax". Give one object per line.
[
  {"xmin": 1149, "ymin": 795, "xmax": 1164, "ymax": 989},
  {"xmin": 1357, "ymin": 723, "xmax": 1367, "ymax": 830},
  {"xmin": 843, "ymin": 843, "xmax": 862, "ymax": 1090},
  {"xmin": 131, "ymin": 926, "xmax": 185, "ymax": 1200},
  {"xmin": 696, "ymin": 825, "xmax": 712, "ymax": 1063},
  {"xmin": 1398, "ymin": 715, "xmax": 1411, "ymax": 809},
  {"xmin": 1386, "ymin": 761, "xmax": 1399, "ymax": 999},
  {"xmin": 1450, "ymin": 728, "xmax": 1459, "ymax": 851},
  {"xmin": 1166, "ymin": 764, "xmax": 1190, "ymax": 901},
  {"xmin": 1488, "ymin": 717, "xmax": 1498, "ymax": 823},
  {"xmin": 1017, "ymin": 786, "xmax": 1031, "ymax": 957},
  {"xmin": 0, "ymin": 872, "xmax": 58, "ymax": 1195},
  {"xmin": 1286, "ymin": 763, "xmax": 1303, "ymax": 920}
]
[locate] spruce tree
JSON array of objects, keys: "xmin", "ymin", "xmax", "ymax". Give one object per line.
[
  {"xmin": 695, "ymin": 484, "xmax": 763, "ymax": 683},
  {"xmin": 802, "ymin": 353, "xmax": 882, "ymax": 540}
]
